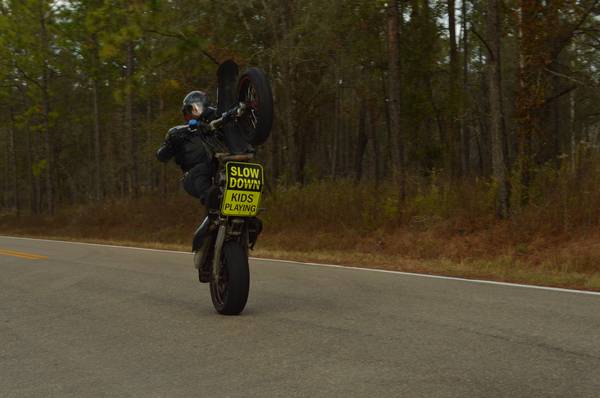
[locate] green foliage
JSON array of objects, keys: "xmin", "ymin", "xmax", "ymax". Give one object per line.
[
  {"xmin": 0, "ymin": 0, "xmax": 598, "ymax": 222},
  {"xmin": 32, "ymin": 159, "xmax": 47, "ymax": 177}
]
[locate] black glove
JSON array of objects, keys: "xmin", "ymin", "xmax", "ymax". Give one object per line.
[{"xmin": 221, "ymin": 107, "xmax": 238, "ymax": 124}]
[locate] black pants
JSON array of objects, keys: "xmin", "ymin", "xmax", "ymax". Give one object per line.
[{"xmin": 183, "ymin": 161, "xmax": 215, "ymax": 205}]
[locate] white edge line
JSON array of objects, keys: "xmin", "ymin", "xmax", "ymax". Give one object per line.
[{"xmin": 2, "ymin": 235, "xmax": 599, "ymax": 297}]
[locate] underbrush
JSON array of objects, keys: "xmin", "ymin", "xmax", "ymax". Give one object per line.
[{"xmin": 1, "ymin": 166, "xmax": 599, "ymax": 290}]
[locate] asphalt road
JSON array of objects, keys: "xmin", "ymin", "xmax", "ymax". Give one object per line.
[{"xmin": 1, "ymin": 236, "xmax": 599, "ymax": 398}]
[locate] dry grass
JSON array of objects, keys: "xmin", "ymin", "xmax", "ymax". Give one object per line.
[{"xmin": 1, "ymin": 170, "xmax": 599, "ymax": 291}]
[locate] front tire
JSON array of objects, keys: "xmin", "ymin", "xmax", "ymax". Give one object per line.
[
  {"xmin": 210, "ymin": 241, "xmax": 250, "ymax": 315},
  {"xmin": 237, "ymin": 68, "xmax": 273, "ymax": 146}
]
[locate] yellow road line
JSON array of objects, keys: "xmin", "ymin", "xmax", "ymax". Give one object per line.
[{"xmin": 0, "ymin": 248, "xmax": 48, "ymax": 260}]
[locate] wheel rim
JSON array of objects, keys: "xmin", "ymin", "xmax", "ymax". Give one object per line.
[
  {"xmin": 213, "ymin": 259, "xmax": 229, "ymax": 307},
  {"xmin": 239, "ymin": 77, "xmax": 259, "ymax": 137}
]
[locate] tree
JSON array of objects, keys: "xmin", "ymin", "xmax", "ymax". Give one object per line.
[
  {"xmin": 486, "ymin": 0, "xmax": 510, "ymax": 218},
  {"xmin": 517, "ymin": 0, "xmax": 600, "ymax": 204},
  {"xmin": 0, "ymin": 0, "xmax": 599, "ymax": 221},
  {"xmin": 386, "ymin": 0, "xmax": 405, "ymax": 200},
  {"xmin": 447, "ymin": 0, "xmax": 462, "ymax": 179}
]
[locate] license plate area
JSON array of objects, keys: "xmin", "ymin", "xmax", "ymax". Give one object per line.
[{"xmin": 221, "ymin": 162, "xmax": 264, "ymax": 217}]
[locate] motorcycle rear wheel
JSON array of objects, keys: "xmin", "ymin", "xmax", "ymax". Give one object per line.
[
  {"xmin": 237, "ymin": 68, "xmax": 273, "ymax": 146},
  {"xmin": 210, "ymin": 240, "xmax": 250, "ymax": 315}
]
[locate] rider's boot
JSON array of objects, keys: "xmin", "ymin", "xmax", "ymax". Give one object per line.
[
  {"xmin": 248, "ymin": 217, "xmax": 263, "ymax": 249},
  {"xmin": 194, "ymin": 216, "xmax": 215, "ymax": 283},
  {"xmin": 194, "ymin": 187, "xmax": 221, "ymax": 283}
]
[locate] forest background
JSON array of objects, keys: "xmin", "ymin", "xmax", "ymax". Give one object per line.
[{"xmin": 1, "ymin": 0, "xmax": 600, "ymax": 290}]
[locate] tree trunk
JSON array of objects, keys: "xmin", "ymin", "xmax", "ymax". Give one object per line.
[
  {"xmin": 31, "ymin": 127, "xmax": 41, "ymax": 215},
  {"xmin": 570, "ymin": 86, "xmax": 576, "ymax": 173},
  {"xmin": 368, "ymin": 102, "xmax": 383, "ymax": 186},
  {"xmin": 487, "ymin": 0, "xmax": 510, "ymax": 219},
  {"xmin": 2, "ymin": 129, "xmax": 8, "ymax": 208},
  {"xmin": 39, "ymin": 3, "xmax": 54, "ymax": 215},
  {"xmin": 386, "ymin": 0, "xmax": 405, "ymax": 200},
  {"xmin": 354, "ymin": 100, "xmax": 368, "ymax": 182},
  {"xmin": 461, "ymin": 0, "xmax": 471, "ymax": 176},
  {"xmin": 92, "ymin": 79, "xmax": 102, "ymax": 200},
  {"xmin": 332, "ymin": 75, "xmax": 340, "ymax": 178},
  {"xmin": 516, "ymin": 0, "xmax": 547, "ymax": 205},
  {"xmin": 477, "ymin": 46, "xmax": 492, "ymax": 177},
  {"xmin": 91, "ymin": 34, "xmax": 103, "ymax": 200},
  {"xmin": 279, "ymin": 1, "xmax": 301, "ymax": 184},
  {"xmin": 379, "ymin": 70, "xmax": 392, "ymax": 179},
  {"xmin": 270, "ymin": 120, "xmax": 280, "ymax": 185},
  {"xmin": 294, "ymin": 120, "xmax": 306, "ymax": 185},
  {"xmin": 24, "ymin": 126, "xmax": 34, "ymax": 214},
  {"xmin": 447, "ymin": 0, "xmax": 461, "ymax": 180},
  {"xmin": 8, "ymin": 107, "xmax": 19, "ymax": 214},
  {"xmin": 125, "ymin": 41, "xmax": 137, "ymax": 196}
]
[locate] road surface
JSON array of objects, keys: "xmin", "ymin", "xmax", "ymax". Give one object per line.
[{"xmin": 1, "ymin": 235, "xmax": 599, "ymax": 397}]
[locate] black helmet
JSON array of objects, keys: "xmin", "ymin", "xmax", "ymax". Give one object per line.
[{"xmin": 182, "ymin": 90, "xmax": 209, "ymax": 121}]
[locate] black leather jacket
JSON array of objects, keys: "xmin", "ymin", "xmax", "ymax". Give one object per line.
[{"xmin": 156, "ymin": 107, "xmax": 223, "ymax": 171}]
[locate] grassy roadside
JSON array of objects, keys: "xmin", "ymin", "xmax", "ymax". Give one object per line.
[
  {"xmin": 1, "ymin": 187, "xmax": 599, "ymax": 291},
  {"xmin": 2, "ymin": 230, "xmax": 598, "ymax": 291}
]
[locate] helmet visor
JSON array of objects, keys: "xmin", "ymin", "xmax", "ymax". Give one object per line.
[{"xmin": 183, "ymin": 101, "xmax": 205, "ymax": 120}]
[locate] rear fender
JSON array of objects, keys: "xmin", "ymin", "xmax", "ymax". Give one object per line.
[{"xmin": 216, "ymin": 59, "xmax": 248, "ymax": 153}]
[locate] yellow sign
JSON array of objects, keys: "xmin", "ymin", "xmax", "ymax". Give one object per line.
[{"xmin": 221, "ymin": 162, "xmax": 263, "ymax": 217}]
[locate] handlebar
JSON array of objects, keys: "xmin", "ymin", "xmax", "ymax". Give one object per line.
[{"xmin": 208, "ymin": 102, "xmax": 247, "ymax": 131}]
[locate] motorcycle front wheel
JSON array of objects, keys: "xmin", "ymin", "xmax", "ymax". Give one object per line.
[
  {"xmin": 210, "ymin": 240, "xmax": 250, "ymax": 315},
  {"xmin": 237, "ymin": 67, "xmax": 273, "ymax": 146}
]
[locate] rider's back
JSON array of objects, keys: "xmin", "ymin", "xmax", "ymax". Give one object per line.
[{"xmin": 162, "ymin": 125, "xmax": 211, "ymax": 172}]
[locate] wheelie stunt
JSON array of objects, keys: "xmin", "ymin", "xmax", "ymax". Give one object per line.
[{"xmin": 156, "ymin": 60, "xmax": 273, "ymax": 315}]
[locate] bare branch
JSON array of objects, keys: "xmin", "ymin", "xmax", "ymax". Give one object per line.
[
  {"xmin": 544, "ymin": 67, "xmax": 587, "ymax": 86},
  {"xmin": 552, "ymin": 0, "xmax": 600, "ymax": 58},
  {"xmin": 470, "ymin": 27, "xmax": 495, "ymax": 60},
  {"xmin": 543, "ymin": 85, "xmax": 577, "ymax": 106},
  {"xmin": 143, "ymin": 28, "xmax": 219, "ymax": 65},
  {"xmin": 13, "ymin": 63, "xmax": 43, "ymax": 90}
]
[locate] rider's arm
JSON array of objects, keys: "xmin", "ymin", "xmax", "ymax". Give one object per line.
[
  {"xmin": 156, "ymin": 142, "xmax": 175, "ymax": 162},
  {"xmin": 156, "ymin": 126, "xmax": 186, "ymax": 162}
]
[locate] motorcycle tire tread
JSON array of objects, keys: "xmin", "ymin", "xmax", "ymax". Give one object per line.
[{"xmin": 210, "ymin": 240, "xmax": 250, "ymax": 315}]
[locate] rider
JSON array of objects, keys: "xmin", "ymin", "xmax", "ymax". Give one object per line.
[
  {"xmin": 156, "ymin": 90, "xmax": 261, "ymax": 282},
  {"xmin": 156, "ymin": 90, "xmax": 222, "ymax": 207}
]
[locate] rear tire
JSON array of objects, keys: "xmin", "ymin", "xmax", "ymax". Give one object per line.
[
  {"xmin": 209, "ymin": 241, "xmax": 250, "ymax": 315},
  {"xmin": 237, "ymin": 68, "xmax": 273, "ymax": 146}
]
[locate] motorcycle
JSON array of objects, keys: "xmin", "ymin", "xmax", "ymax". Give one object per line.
[{"xmin": 191, "ymin": 61, "xmax": 273, "ymax": 315}]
